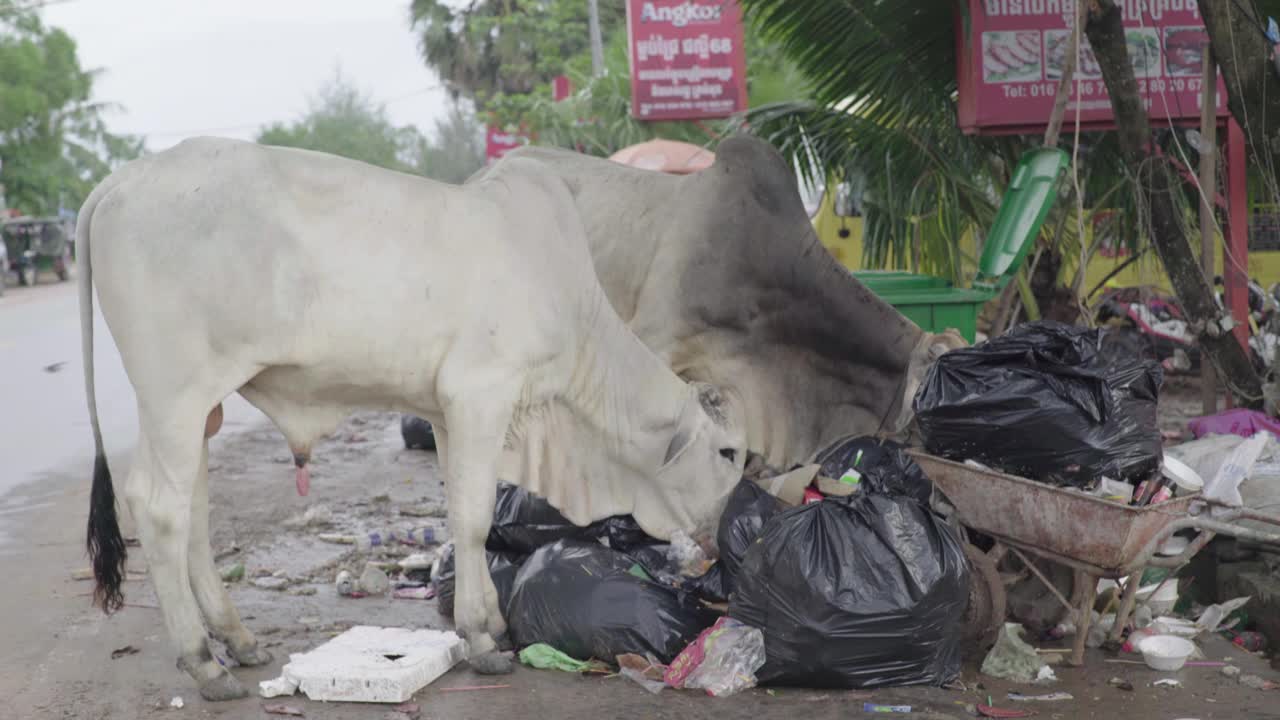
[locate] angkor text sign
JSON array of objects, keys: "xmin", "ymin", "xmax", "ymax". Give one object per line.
[{"xmin": 626, "ymin": 0, "xmax": 749, "ymax": 121}]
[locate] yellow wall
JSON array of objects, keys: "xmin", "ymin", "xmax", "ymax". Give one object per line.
[{"xmin": 812, "ymin": 189, "xmax": 1280, "ymax": 294}]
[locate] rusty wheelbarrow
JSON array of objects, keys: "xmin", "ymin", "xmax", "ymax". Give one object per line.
[{"xmin": 910, "ymin": 451, "xmax": 1280, "ymax": 666}]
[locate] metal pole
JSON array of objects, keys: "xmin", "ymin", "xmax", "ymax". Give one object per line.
[
  {"xmin": 588, "ymin": 0, "xmax": 604, "ymax": 78},
  {"xmin": 1199, "ymin": 51, "xmax": 1219, "ymax": 415}
]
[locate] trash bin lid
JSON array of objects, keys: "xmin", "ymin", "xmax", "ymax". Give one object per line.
[{"xmin": 975, "ymin": 147, "xmax": 1069, "ymax": 289}]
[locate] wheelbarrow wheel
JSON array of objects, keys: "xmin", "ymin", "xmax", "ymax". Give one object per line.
[{"xmin": 961, "ymin": 542, "xmax": 1006, "ymax": 652}]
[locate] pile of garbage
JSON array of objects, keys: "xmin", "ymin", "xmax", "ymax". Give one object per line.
[
  {"xmin": 1094, "ymin": 282, "xmax": 1280, "ymax": 373},
  {"xmin": 915, "ymin": 321, "xmax": 1164, "ymax": 491},
  {"xmin": 429, "ymin": 442, "xmax": 971, "ymax": 694}
]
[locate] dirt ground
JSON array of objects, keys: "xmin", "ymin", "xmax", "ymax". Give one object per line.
[{"xmin": 6, "ymin": 386, "xmax": 1280, "ymax": 719}]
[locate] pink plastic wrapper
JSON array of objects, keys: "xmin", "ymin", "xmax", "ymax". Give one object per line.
[
  {"xmin": 663, "ymin": 617, "xmax": 765, "ymax": 697},
  {"xmin": 1188, "ymin": 409, "xmax": 1280, "ymax": 439}
]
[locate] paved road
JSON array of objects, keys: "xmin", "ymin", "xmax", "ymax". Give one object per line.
[{"xmin": 0, "ymin": 275, "xmax": 261, "ymax": 529}]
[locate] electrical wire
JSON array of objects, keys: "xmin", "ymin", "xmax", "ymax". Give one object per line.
[{"xmin": 1127, "ymin": 6, "xmax": 1254, "ymax": 284}]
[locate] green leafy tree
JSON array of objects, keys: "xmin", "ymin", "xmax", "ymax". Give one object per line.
[
  {"xmin": 257, "ymin": 69, "xmax": 427, "ymax": 173},
  {"xmin": 409, "ymin": 0, "xmax": 805, "ymax": 157},
  {"xmin": 417, "ymin": 100, "xmax": 485, "ymax": 183},
  {"xmin": 736, "ymin": 0, "xmax": 1147, "ymax": 290},
  {"xmin": 257, "ymin": 69, "xmax": 485, "ymax": 184},
  {"xmin": 410, "ymin": 0, "xmax": 624, "ymax": 109},
  {"xmin": 483, "ymin": 8, "xmax": 806, "ymax": 157},
  {"xmin": 0, "ymin": 2, "xmax": 142, "ymax": 215}
]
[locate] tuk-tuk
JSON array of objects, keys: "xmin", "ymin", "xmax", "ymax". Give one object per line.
[{"xmin": 1, "ymin": 216, "xmax": 72, "ymax": 287}]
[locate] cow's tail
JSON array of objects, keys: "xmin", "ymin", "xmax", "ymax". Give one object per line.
[{"xmin": 79, "ymin": 174, "xmax": 127, "ymax": 614}]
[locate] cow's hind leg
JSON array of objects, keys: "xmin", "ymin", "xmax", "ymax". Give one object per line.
[
  {"xmin": 188, "ymin": 438, "xmax": 271, "ymax": 667},
  {"xmin": 442, "ymin": 391, "xmax": 516, "ymax": 675},
  {"xmin": 126, "ymin": 417, "xmax": 246, "ymax": 701}
]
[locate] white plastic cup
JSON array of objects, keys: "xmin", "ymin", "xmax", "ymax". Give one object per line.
[{"xmin": 1147, "ymin": 580, "xmax": 1179, "ymax": 615}]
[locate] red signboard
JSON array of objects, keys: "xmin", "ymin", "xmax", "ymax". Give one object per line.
[
  {"xmin": 625, "ymin": 0, "xmax": 749, "ymax": 121},
  {"xmin": 485, "ymin": 126, "xmax": 528, "ymax": 164},
  {"xmin": 957, "ymin": 0, "xmax": 1228, "ymax": 134},
  {"xmin": 553, "ymin": 75, "xmax": 573, "ymax": 102}
]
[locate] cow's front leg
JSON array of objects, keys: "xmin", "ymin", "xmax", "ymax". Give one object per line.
[{"xmin": 442, "ymin": 395, "xmax": 514, "ymax": 675}]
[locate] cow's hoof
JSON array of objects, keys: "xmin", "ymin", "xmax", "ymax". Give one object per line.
[
  {"xmin": 470, "ymin": 651, "xmax": 514, "ymax": 675},
  {"xmin": 228, "ymin": 642, "xmax": 273, "ymax": 667},
  {"xmin": 494, "ymin": 632, "xmax": 514, "ymax": 653},
  {"xmin": 198, "ymin": 671, "xmax": 249, "ymax": 701}
]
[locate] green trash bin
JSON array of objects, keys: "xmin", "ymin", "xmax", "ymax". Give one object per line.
[
  {"xmin": 854, "ymin": 270, "xmax": 953, "ymax": 293},
  {"xmin": 853, "ymin": 147, "xmax": 1070, "ymax": 342}
]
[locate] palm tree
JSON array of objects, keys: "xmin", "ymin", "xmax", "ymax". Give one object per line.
[{"xmin": 737, "ymin": 0, "xmax": 1148, "ymax": 303}]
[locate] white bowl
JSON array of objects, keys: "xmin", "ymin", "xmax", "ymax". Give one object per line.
[
  {"xmin": 1162, "ymin": 455, "xmax": 1204, "ymax": 494},
  {"xmin": 1140, "ymin": 634, "xmax": 1196, "ymax": 671}
]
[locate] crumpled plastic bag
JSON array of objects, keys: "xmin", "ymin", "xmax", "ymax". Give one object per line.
[
  {"xmin": 1202, "ymin": 434, "xmax": 1272, "ymax": 510},
  {"xmin": 981, "ymin": 623, "xmax": 1053, "ymax": 683},
  {"xmin": 617, "ymin": 653, "xmax": 668, "ymax": 695},
  {"xmin": 400, "ymin": 414, "xmax": 436, "ymax": 449},
  {"xmin": 728, "ymin": 491, "xmax": 969, "ymax": 688},
  {"xmin": 716, "ymin": 479, "xmax": 784, "ymax": 598},
  {"xmin": 812, "ymin": 435, "xmax": 931, "ymax": 504},
  {"xmin": 681, "ymin": 562, "xmax": 729, "ymax": 603},
  {"xmin": 431, "ymin": 542, "xmax": 525, "ymax": 620},
  {"xmin": 1188, "ymin": 408, "xmax": 1280, "ymax": 439},
  {"xmin": 588, "ymin": 515, "xmax": 653, "ymax": 550},
  {"xmin": 1197, "ymin": 596, "xmax": 1252, "ymax": 633},
  {"xmin": 506, "ymin": 540, "xmax": 718, "ymax": 664},
  {"xmin": 665, "ymin": 530, "xmax": 711, "ymax": 577},
  {"xmin": 664, "ymin": 617, "xmax": 766, "ymax": 697},
  {"xmin": 914, "ymin": 321, "xmax": 1163, "ymax": 487},
  {"xmin": 486, "ymin": 483, "xmax": 596, "ymax": 554},
  {"xmin": 517, "ymin": 643, "xmax": 608, "ymax": 673}
]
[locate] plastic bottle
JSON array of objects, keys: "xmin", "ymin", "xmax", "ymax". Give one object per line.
[
  {"xmin": 353, "ymin": 527, "xmax": 438, "ymax": 552},
  {"xmin": 335, "ymin": 570, "xmax": 356, "ymax": 596}
]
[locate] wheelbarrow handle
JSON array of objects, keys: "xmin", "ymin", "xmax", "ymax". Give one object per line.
[
  {"xmin": 1126, "ymin": 516, "xmax": 1211, "ymax": 570},
  {"xmin": 1188, "ymin": 500, "xmax": 1280, "ymax": 544},
  {"xmin": 1188, "ymin": 516, "xmax": 1280, "ymax": 546}
]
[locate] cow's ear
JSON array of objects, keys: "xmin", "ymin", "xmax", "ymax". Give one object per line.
[{"xmin": 929, "ymin": 329, "xmax": 967, "ymax": 360}]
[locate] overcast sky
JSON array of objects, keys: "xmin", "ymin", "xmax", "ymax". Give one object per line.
[{"xmin": 41, "ymin": 0, "xmax": 451, "ymax": 151}]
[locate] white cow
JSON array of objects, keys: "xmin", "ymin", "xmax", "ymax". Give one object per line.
[{"xmin": 79, "ymin": 137, "xmax": 745, "ymax": 700}]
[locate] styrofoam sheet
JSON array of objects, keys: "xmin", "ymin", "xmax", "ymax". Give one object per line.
[{"xmin": 281, "ymin": 626, "xmax": 467, "ymax": 703}]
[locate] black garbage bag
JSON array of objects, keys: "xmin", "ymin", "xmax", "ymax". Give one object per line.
[
  {"xmin": 507, "ymin": 540, "xmax": 718, "ymax": 663},
  {"xmin": 813, "ymin": 436, "xmax": 931, "ymax": 504},
  {"xmin": 486, "ymin": 483, "xmax": 594, "ymax": 554},
  {"xmin": 431, "ymin": 543, "xmax": 527, "ymax": 620},
  {"xmin": 400, "ymin": 414, "xmax": 436, "ymax": 450},
  {"xmin": 913, "ymin": 320, "xmax": 1163, "ymax": 487},
  {"xmin": 682, "ymin": 562, "xmax": 729, "ymax": 603},
  {"xmin": 587, "ymin": 515, "xmax": 653, "ymax": 551},
  {"xmin": 617, "ymin": 542, "xmax": 681, "ymax": 582},
  {"xmin": 716, "ymin": 479, "xmax": 784, "ymax": 598},
  {"xmin": 729, "ymin": 493, "xmax": 969, "ymax": 688},
  {"xmin": 610, "ymin": 541, "xmax": 730, "ymax": 603}
]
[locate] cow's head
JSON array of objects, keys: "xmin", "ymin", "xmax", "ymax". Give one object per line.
[
  {"xmin": 645, "ymin": 382, "xmax": 746, "ymax": 555},
  {"xmin": 892, "ymin": 328, "xmax": 968, "ymax": 434}
]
